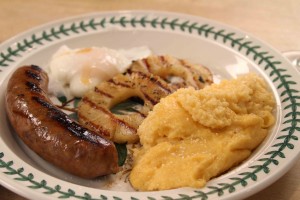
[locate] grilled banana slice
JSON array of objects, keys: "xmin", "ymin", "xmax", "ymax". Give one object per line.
[
  {"xmin": 78, "ymin": 55, "xmax": 213, "ymax": 144},
  {"xmin": 128, "ymin": 55, "xmax": 213, "ymax": 90},
  {"xmin": 78, "ymin": 72, "xmax": 173, "ymax": 144}
]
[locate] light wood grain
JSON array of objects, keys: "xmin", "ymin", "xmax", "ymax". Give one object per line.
[{"xmin": 0, "ymin": 0, "xmax": 299, "ymax": 199}]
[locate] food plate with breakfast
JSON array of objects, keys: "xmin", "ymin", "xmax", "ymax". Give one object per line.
[{"xmin": 0, "ymin": 11, "xmax": 299, "ymax": 200}]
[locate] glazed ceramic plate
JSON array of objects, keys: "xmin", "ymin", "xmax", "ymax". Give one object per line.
[{"xmin": 0, "ymin": 11, "xmax": 299, "ymax": 200}]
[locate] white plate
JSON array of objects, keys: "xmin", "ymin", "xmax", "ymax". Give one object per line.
[{"xmin": 0, "ymin": 11, "xmax": 299, "ymax": 200}]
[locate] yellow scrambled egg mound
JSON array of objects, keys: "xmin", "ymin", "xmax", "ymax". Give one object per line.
[{"xmin": 129, "ymin": 73, "xmax": 276, "ymax": 191}]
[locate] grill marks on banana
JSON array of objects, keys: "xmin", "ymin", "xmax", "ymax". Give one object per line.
[
  {"xmin": 94, "ymin": 87, "xmax": 113, "ymax": 98},
  {"xmin": 78, "ymin": 55, "xmax": 213, "ymax": 144},
  {"xmin": 79, "ymin": 71, "xmax": 173, "ymax": 143},
  {"xmin": 80, "ymin": 97, "xmax": 136, "ymax": 138},
  {"xmin": 129, "ymin": 55, "xmax": 213, "ymax": 90},
  {"xmin": 133, "ymin": 71, "xmax": 173, "ymax": 94},
  {"xmin": 107, "ymin": 79, "xmax": 131, "ymax": 88}
]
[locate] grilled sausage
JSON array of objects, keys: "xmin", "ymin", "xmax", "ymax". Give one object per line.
[{"xmin": 5, "ymin": 65, "xmax": 118, "ymax": 178}]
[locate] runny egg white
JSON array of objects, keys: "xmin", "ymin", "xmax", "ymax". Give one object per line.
[{"xmin": 46, "ymin": 45, "xmax": 152, "ymax": 98}]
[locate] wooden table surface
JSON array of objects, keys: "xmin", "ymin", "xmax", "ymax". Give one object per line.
[{"xmin": 0, "ymin": 0, "xmax": 299, "ymax": 199}]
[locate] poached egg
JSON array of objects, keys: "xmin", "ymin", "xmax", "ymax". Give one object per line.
[{"xmin": 46, "ymin": 45, "xmax": 151, "ymax": 98}]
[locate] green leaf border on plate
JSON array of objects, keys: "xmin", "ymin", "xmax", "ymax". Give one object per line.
[{"xmin": 0, "ymin": 14, "xmax": 299, "ymax": 199}]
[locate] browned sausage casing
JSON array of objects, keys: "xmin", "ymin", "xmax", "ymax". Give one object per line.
[{"xmin": 5, "ymin": 65, "xmax": 119, "ymax": 178}]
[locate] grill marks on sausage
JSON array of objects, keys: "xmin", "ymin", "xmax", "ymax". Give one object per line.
[
  {"xmin": 25, "ymin": 66, "xmax": 43, "ymax": 92},
  {"xmin": 26, "ymin": 81, "xmax": 42, "ymax": 93},
  {"xmin": 23, "ymin": 67, "xmax": 109, "ymax": 146},
  {"xmin": 6, "ymin": 66, "xmax": 119, "ymax": 177},
  {"xmin": 24, "ymin": 69, "xmax": 44, "ymax": 93},
  {"xmin": 81, "ymin": 97, "xmax": 137, "ymax": 134},
  {"xmin": 25, "ymin": 70, "xmax": 42, "ymax": 81},
  {"xmin": 30, "ymin": 64, "xmax": 42, "ymax": 71},
  {"xmin": 31, "ymin": 96, "xmax": 109, "ymax": 145}
]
